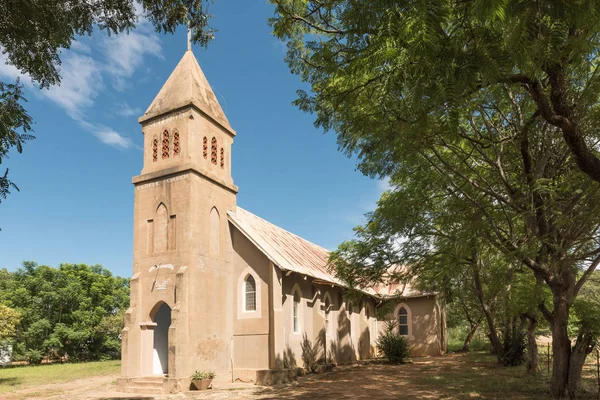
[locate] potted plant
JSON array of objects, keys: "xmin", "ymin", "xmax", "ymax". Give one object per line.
[{"xmin": 191, "ymin": 370, "xmax": 215, "ymax": 390}]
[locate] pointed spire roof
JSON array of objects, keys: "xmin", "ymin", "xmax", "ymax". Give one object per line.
[{"xmin": 139, "ymin": 50, "xmax": 234, "ymax": 135}]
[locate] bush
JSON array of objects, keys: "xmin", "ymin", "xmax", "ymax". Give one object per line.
[
  {"xmin": 191, "ymin": 370, "xmax": 215, "ymax": 380},
  {"xmin": 376, "ymin": 321, "xmax": 410, "ymax": 364},
  {"xmin": 500, "ymin": 329, "xmax": 526, "ymax": 366},
  {"xmin": 24, "ymin": 348, "xmax": 43, "ymax": 365}
]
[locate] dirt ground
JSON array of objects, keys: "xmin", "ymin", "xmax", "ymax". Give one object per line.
[{"xmin": 1, "ymin": 353, "xmax": 595, "ymax": 400}]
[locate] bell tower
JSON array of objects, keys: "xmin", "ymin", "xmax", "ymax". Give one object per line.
[{"xmin": 119, "ymin": 48, "xmax": 238, "ymax": 393}]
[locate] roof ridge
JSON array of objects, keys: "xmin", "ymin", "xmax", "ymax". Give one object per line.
[{"xmin": 236, "ymin": 206, "xmax": 331, "ymax": 254}]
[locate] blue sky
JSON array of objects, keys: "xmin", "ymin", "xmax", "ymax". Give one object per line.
[{"xmin": 0, "ymin": 0, "xmax": 386, "ymax": 278}]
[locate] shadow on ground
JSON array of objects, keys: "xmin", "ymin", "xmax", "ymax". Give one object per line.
[{"xmin": 0, "ymin": 377, "xmax": 21, "ymax": 387}]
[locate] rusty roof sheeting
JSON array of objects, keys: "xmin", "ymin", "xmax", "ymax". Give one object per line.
[
  {"xmin": 228, "ymin": 207, "xmax": 434, "ymax": 298},
  {"xmin": 228, "ymin": 207, "xmax": 344, "ymax": 286}
]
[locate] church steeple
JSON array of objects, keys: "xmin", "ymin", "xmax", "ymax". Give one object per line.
[
  {"xmin": 126, "ymin": 46, "xmax": 238, "ymax": 387},
  {"xmin": 139, "ymin": 50, "xmax": 235, "ymax": 136},
  {"xmin": 137, "ymin": 49, "xmax": 236, "ymax": 192}
]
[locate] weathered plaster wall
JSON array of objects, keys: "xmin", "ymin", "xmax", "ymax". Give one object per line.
[
  {"xmin": 231, "ymin": 228, "xmax": 270, "ymax": 372},
  {"xmin": 380, "ymin": 296, "xmax": 444, "ymax": 356}
]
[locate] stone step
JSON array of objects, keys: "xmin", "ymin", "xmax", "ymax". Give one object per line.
[
  {"xmin": 130, "ymin": 380, "xmax": 164, "ymax": 388},
  {"xmin": 125, "ymin": 386, "xmax": 164, "ymax": 395}
]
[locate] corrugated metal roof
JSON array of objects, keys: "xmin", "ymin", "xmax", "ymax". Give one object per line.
[
  {"xmin": 228, "ymin": 207, "xmax": 344, "ymax": 286},
  {"xmin": 228, "ymin": 207, "xmax": 432, "ymax": 298}
]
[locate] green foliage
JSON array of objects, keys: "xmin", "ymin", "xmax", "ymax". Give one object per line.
[
  {"xmin": 447, "ymin": 326, "xmax": 490, "ymax": 353},
  {"xmin": 571, "ymin": 271, "xmax": 600, "ymax": 342},
  {"xmin": 0, "ymin": 303, "xmax": 20, "ymax": 339},
  {"xmin": 0, "ymin": 263, "xmax": 129, "ymax": 362},
  {"xmin": 24, "ymin": 349, "xmax": 43, "ymax": 365},
  {"xmin": 501, "ymin": 328, "xmax": 526, "ymax": 367},
  {"xmin": 0, "ymin": 0, "xmax": 216, "ymax": 205},
  {"xmin": 375, "ymin": 321, "xmax": 410, "ymax": 364},
  {"xmin": 271, "ymin": 1, "xmax": 600, "ymax": 394},
  {"xmin": 191, "ymin": 370, "xmax": 215, "ymax": 380}
]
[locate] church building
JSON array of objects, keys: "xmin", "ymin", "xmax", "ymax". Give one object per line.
[{"xmin": 117, "ymin": 48, "xmax": 446, "ymax": 394}]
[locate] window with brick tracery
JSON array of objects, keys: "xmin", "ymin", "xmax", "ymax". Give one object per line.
[
  {"xmin": 211, "ymin": 137, "xmax": 217, "ymax": 165},
  {"xmin": 203, "ymin": 137, "xmax": 208, "ymax": 159},
  {"xmin": 173, "ymin": 131, "xmax": 180, "ymax": 156},
  {"xmin": 152, "ymin": 138, "xmax": 158, "ymax": 162},
  {"xmin": 220, "ymin": 148, "xmax": 224, "ymax": 168},
  {"xmin": 162, "ymin": 130, "xmax": 170, "ymax": 159}
]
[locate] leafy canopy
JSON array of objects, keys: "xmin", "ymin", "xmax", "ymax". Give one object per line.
[
  {"xmin": 270, "ymin": 0, "xmax": 600, "ymax": 183},
  {"xmin": 0, "ymin": 262, "xmax": 129, "ymax": 362}
]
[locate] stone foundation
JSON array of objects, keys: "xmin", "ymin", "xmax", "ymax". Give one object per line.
[{"xmin": 255, "ymin": 368, "xmax": 298, "ymax": 386}]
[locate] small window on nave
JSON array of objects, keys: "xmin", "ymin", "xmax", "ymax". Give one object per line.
[
  {"xmin": 293, "ymin": 291, "xmax": 301, "ymax": 333},
  {"xmin": 398, "ymin": 307, "xmax": 409, "ymax": 336},
  {"xmin": 245, "ymin": 275, "xmax": 256, "ymax": 311},
  {"xmin": 220, "ymin": 147, "xmax": 224, "ymax": 168},
  {"xmin": 203, "ymin": 137, "xmax": 208, "ymax": 159}
]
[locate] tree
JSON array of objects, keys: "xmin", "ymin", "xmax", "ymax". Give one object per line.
[
  {"xmin": 0, "ymin": 303, "xmax": 20, "ymax": 339},
  {"xmin": 0, "ymin": 0, "xmax": 217, "ymax": 204},
  {"xmin": 270, "ymin": 3, "xmax": 600, "ymax": 396},
  {"xmin": 0, "ymin": 262, "xmax": 129, "ymax": 362}
]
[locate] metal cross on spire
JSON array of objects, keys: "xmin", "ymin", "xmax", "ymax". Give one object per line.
[{"xmin": 187, "ymin": 21, "xmax": 192, "ymax": 51}]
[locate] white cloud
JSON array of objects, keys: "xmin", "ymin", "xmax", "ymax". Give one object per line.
[
  {"xmin": 93, "ymin": 128, "xmax": 133, "ymax": 149},
  {"xmin": 39, "ymin": 53, "xmax": 103, "ymax": 120},
  {"xmin": 377, "ymin": 177, "xmax": 391, "ymax": 192},
  {"xmin": 116, "ymin": 101, "xmax": 142, "ymax": 117},
  {"xmin": 101, "ymin": 22, "xmax": 162, "ymax": 91},
  {"xmin": 78, "ymin": 120, "xmax": 134, "ymax": 149},
  {"xmin": 0, "ymin": 55, "xmax": 24, "ymax": 82},
  {"xmin": 70, "ymin": 40, "xmax": 91, "ymax": 54},
  {"xmin": 0, "ymin": 12, "xmax": 161, "ymax": 149}
]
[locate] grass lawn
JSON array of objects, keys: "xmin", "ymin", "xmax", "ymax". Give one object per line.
[{"xmin": 0, "ymin": 360, "xmax": 120, "ymax": 394}]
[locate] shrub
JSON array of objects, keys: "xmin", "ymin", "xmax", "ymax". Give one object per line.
[
  {"xmin": 300, "ymin": 332, "xmax": 320, "ymax": 373},
  {"xmin": 191, "ymin": 370, "xmax": 215, "ymax": 380},
  {"xmin": 24, "ymin": 348, "xmax": 43, "ymax": 365},
  {"xmin": 376, "ymin": 321, "xmax": 410, "ymax": 364},
  {"xmin": 500, "ymin": 329, "xmax": 526, "ymax": 366}
]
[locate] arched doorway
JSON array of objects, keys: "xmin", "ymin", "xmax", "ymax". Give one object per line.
[{"xmin": 151, "ymin": 302, "xmax": 171, "ymax": 375}]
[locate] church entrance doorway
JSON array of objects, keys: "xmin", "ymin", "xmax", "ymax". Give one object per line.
[{"xmin": 151, "ymin": 302, "xmax": 171, "ymax": 375}]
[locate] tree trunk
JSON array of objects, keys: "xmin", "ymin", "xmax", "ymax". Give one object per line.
[
  {"xmin": 471, "ymin": 256, "xmax": 504, "ymax": 360},
  {"xmin": 461, "ymin": 321, "xmax": 480, "ymax": 352},
  {"xmin": 522, "ymin": 314, "xmax": 539, "ymax": 373},
  {"xmin": 549, "ymin": 297, "xmax": 571, "ymax": 399},
  {"xmin": 567, "ymin": 332, "xmax": 595, "ymax": 399}
]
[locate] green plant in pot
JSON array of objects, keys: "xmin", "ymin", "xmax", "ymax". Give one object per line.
[{"xmin": 191, "ymin": 370, "xmax": 215, "ymax": 390}]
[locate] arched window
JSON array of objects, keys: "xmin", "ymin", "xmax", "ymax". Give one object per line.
[
  {"xmin": 203, "ymin": 137, "xmax": 208, "ymax": 159},
  {"xmin": 245, "ymin": 275, "xmax": 256, "ymax": 311},
  {"xmin": 237, "ymin": 268, "xmax": 261, "ymax": 319},
  {"xmin": 398, "ymin": 307, "xmax": 409, "ymax": 335},
  {"xmin": 152, "ymin": 138, "xmax": 158, "ymax": 162},
  {"xmin": 173, "ymin": 131, "xmax": 180, "ymax": 156},
  {"xmin": 220, "ymin": 147, "xmax": 224, "ymax": 168},
  {"xmin": 293, "ymin": 291, "xmax": 301, "ymax": 333},
  {"xmin": 162, "ymin": 130, "xmax": 170, "ymax": 159},
  {"xmin": 211, "ymin": 137, "xmax": 217, "ymax": 165}
]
